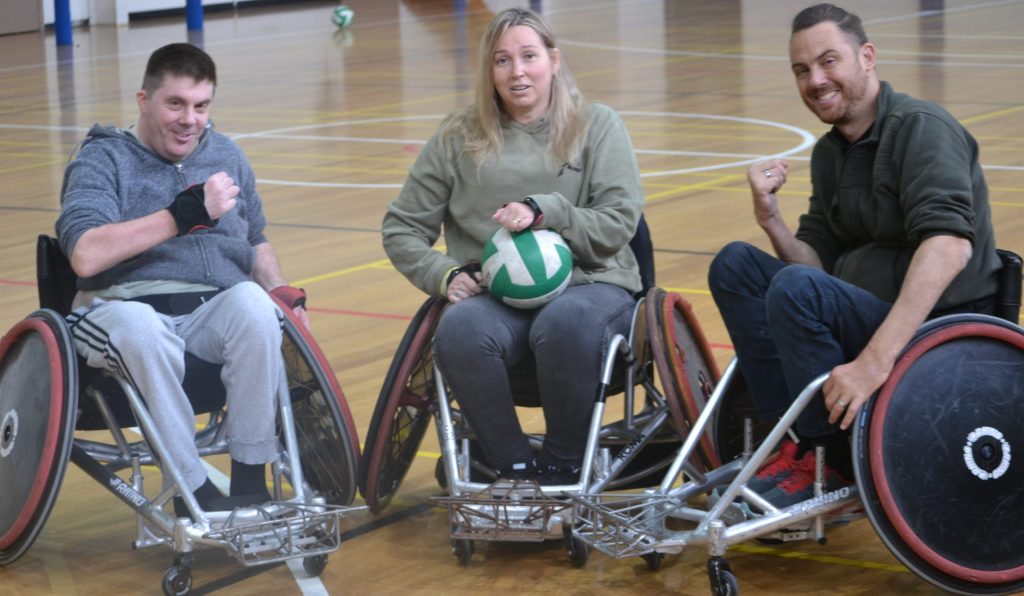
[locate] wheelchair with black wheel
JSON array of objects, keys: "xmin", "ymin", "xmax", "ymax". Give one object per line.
[
  {"xmin": 358, "ymin": 219, "xmax": 728, "ymax": 566},
  {"xmin": 571, "ymin": 249, "xmax": 1024, "ymax": 595},
  {"xmin": 0, "ymin": 236, "xmax": 363, "ymax": 595}
]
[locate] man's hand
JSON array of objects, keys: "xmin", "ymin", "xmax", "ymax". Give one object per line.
[
  {"xmin": 203, "ymin": 172, "xmax": 239, "ymax": 220},
  {"xmin": 747, "ymin": 159, "xmax": 789, "ymax": 227},
  {"xmin": 823, "ymin": 355, "xmax": 892, "ymax": 430}
]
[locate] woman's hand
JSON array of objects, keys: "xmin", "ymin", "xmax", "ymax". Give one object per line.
[
  {"xmin": 493, "ymin": 202, "xmax": 534, "ymax": 231},
  {"xmin": 446, "ymin": 270, "xmax": 484, "ymax": 303}
]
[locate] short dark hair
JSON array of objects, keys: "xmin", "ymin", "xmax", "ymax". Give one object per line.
[
  {"xmin": 141, "ymin": 43, "xmax": 217, "ymax": 94},
  {"xmin": 792, "ymin": 3, "xmax": 868, "ymax": 46}
]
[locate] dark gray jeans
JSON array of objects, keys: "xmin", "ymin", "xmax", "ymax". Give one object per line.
[{"xmin": 433, "ymin": 283, "xmax": 635, "ymax": 470}]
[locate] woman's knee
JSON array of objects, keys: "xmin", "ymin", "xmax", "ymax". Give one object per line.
[
  {"xmin": 434, "ymin": 299, "xmax": 505, "ymax": 362},
  {"xmin": 531, "ymin": 286, "xmax": 632, "ymax": 353}
]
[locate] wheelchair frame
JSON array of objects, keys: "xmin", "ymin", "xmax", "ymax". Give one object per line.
[
  {"xmin": 359, "ymin": 287, "xmax": 721, "ymax": 567},
  {"xmin": 0, "ymin": 236, "xmax": 363, "ymax": 595},
  {"xmin": 571, "ymin": 312, "xmax": 1024, "ymax": 595}
]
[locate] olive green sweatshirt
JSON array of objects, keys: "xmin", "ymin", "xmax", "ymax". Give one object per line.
[{"xmin": 382, "ymin": 103, "xmax": 644, "ymax": 297}]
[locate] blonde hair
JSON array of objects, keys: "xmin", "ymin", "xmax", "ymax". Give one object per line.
[{"xmin": 440, "ymin": 7, "xmax": 587, "ymax": 167}]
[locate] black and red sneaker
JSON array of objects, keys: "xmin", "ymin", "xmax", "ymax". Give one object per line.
[
  {"xmin": 747, "ymin": 438, "xmax": 802, "ymax": 494},
  {"xmin": 761, "ymin": 451, "xmax": 853, "ymax": 508}
]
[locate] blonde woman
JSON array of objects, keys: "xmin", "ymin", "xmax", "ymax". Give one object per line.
[{"xmin": 382, "ymin": 7, "xmax": 644, "ymax": 483}]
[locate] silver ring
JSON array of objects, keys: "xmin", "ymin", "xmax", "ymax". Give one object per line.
[
  {"xmin": 836, "ymin": 401, "xmax": 847, "ymax": 408},
  {"xmin": 762, "ymin": 169, "xmax": 773, "ymax": 178}
]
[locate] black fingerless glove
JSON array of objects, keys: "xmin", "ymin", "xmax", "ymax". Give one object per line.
[
  {"xmin": 446, "ymin": 262, "xmax": 481, "ymax": 287},
  {"xmin": 167, "ymin": 185, "xmax": 217, "ymax": 236}
]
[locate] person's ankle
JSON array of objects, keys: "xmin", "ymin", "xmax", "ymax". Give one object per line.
[{"xmin": 230, "ymin": 459, "xmax": 271, "ymax": 500}]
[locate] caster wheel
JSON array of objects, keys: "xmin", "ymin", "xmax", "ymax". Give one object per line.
[
  {"xmin": 162, "ymin": 564, "xmax": 193, "ymax": 596},
  {"xmin": 434, "ymin": 457, "xmax": 448, "ymax": 490},
  {"xmin": 452, "ymin": 538, "xmax": 474, "ymax": 565},
  {"xmin": 563, "ymin": 527, "xmax": 589, "ymax": 568},
  {"xmin": 303, "ymin": 554, "xmax": 328, "ymax": 577},
  {"xmin": 642, "ymin": 551, "xmax": 664, "ymax": 571},
  {"xmin": 707, "ymin": 556, "xmax": 739, "ymax": 596}
]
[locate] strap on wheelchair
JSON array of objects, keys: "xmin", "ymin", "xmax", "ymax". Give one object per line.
[{"xmin": 128, "ymin": 290, "xmax": 223, "ymax": 316}]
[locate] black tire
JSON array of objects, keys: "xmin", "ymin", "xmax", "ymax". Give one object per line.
[
  {"xmin": 564, "ymin": 527, "xmax": 589, "ymax": 568},
  {"xmin": 452, "ymin": 538, "xmax": 474, "ymax": 565},
  {"xmin": 302, "ymin": 554, "xmax": 328, "ymax": 577},
  {"xmin": 161, "ymin": 564, "xmax": 193, "ymax": 596}
]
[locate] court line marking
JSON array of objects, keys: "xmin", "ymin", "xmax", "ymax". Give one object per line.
[
  {"xmin": 732, "ymin": 542, "xmax": 910, "ymax": 573},
  {"xmin": 561, "ymin": 39, "xmax": 1024, "ymax": 69}
]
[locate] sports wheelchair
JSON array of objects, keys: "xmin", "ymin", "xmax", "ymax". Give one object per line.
[
  {"xmin": 571, "ymin": 249, "xmax": 1024, "ymax": 595},
  {"xmin": 0, "ymin": 236, "xmax": 362, "ymax": 595},
  {"xmin": 358, "ymin": 219, "xmax": 729, "ymax": 565}
]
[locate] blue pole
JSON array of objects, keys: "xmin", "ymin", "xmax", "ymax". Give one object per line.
[
  {"xmin": 54, "ymin": 0, "xmax": 72, "ymax": 46},
  {"xmin": 186, "ymin": 0, "xmax": 204, "ymax": 31}
]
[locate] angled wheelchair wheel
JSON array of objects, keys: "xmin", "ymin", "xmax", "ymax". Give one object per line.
[
  {"xmin": 0, "ymin": 310, "xmax": 78, "ymax": 566},
  {"xmin": 273, "ymin": 296, "xmax": 360, "ymax": 506},
  {"xmin": 359, "ymin": 297, "xmax": 446, "ymax": 513},
  {"xmin": 711, "ymin": 369, "xmax": 775, "ymax": 464},
  {"xmin": 646, "ymin": 288, "xmax": 721, "ymax": 471},
  {"xmin": 854, "ymin": 314, "xmax": 1024, "ymax": 595}
]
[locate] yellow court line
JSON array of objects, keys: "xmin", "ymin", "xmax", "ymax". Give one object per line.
[
  {"xmin": 644, "ymin": 174, "xmax": 744, "ymax": 204},
  {"xmin": 292, "ymin": 259, "xmax": 394, "ymax": 286},
  {"xmin": 664, "ymin": 287, "xmax": 712, "ymax": 296},
  {"xmin": 731, "ymin": 542, "xmax": 909, "ymax": 573},
  {"xmin": 961, "ymin": 104, "xmax": 1024, "ymax": 126}
]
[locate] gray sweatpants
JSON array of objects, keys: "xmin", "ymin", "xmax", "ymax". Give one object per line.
[{"xmin": 67, "ymin": 281, "xmax": 282, "ymax": 492}]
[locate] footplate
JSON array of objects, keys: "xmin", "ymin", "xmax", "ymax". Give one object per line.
[
  {"xmin": 436, "ymin": 480, "xmax": 572, "ymax": 542},
  {"xmin": 203, "ymin": 502, "xmax": 356, "ymax": 566},
  {"xmin": 570, "ymin": 493, "xmax": 680, "ymax": 559}
]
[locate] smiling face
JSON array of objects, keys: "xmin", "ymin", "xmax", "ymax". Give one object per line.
[
  {"xmin": 790, "ymin": 21, "xmax": 879, "ymax": 141},
  {"xmin": 491, "ymin": 25, "xmax": 560, "ymax": 124},
  {"xmin": 135, "ymin": 74, "xmax": 214, "ymax": 162}
]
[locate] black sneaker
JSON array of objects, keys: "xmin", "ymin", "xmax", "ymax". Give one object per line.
[
  {"xmin": 538, "ymin": 463, "xmax": 582, "ymax": 486},
  {"xmin": 493, "ymin": 458, "xmax": 540, "ymax": 481}
]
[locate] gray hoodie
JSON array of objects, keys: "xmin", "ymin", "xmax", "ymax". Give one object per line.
[{"xmin": 57, "ymin": 123, "xmax": 267, "ymax": 291}]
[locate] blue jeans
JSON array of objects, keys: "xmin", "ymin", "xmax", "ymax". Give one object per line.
[
  {"xmin": 433, "ymin": 283, "xmax": 635, "ymax": 470},
  {"xmin": 707, "ymin": 242, "xmax": 892, "ymax": 437}
]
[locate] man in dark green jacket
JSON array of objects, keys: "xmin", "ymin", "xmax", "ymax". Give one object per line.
[{"xmin": 707, "ymin": 3, "xmax": 1001, "ymax": 507}]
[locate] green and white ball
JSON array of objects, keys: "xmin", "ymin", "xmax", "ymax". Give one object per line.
[
  {"xmin": 482, "ymin": 228, "xmax": 573, "ymax": 309},
  {"xmin": 332, "ymin": 5, "xmax": 354, "ymax": 28}
]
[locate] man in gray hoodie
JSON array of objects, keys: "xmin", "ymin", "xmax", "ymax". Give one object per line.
[{"xmin": 57, "ymin": 43, "xmax": 308, "ymax": 517}]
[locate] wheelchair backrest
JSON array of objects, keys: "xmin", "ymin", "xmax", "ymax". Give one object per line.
[
  {"xmin": 34, "ymin": 234, "xmax": 228, "ymax": 428},
  {"xmin": 37, "ymin": 234, "xmax": 78, "ymax": 316},
  {"xmin": 996, "ymin": 248, "xmax": 1021, "ymax": 325},
  {"xmin": 629, "ymin": 216, "xmax": 656, "ymax": 296}
]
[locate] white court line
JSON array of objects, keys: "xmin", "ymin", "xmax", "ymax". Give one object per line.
[
  {"xmin": 863, "ymin": 0, "xmax": 1023, "ymax": 25},
  {"xmin": 561, "ymin": 39, "xmax": 1024, "ymax": 69}
]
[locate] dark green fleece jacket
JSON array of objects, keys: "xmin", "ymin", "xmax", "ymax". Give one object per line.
[{"xmin": 796, "ymin": 81, "xmax": 999, "ymax": 311}]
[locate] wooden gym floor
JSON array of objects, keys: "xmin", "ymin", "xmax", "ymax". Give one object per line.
[{"xmin": 1, "ymin": 0, "xmax": 1022, "ymax": 594}]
